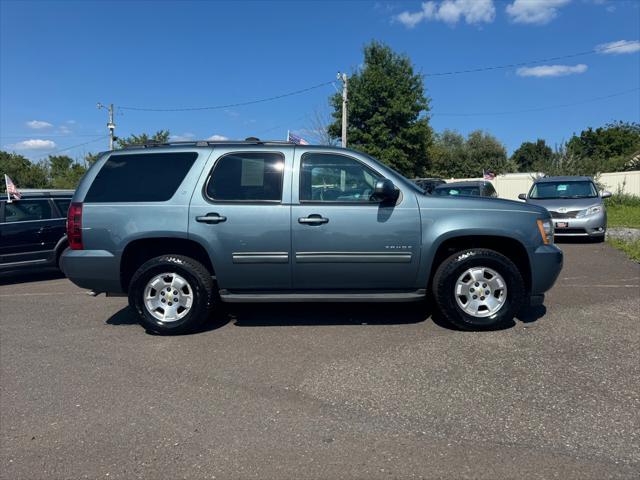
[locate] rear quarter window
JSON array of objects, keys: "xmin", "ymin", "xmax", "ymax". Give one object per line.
[
  {"xmin": 54, "ymin": 199, "xmax": 71, "ymax": 217},
  {"xmin": 85, "ymin": 152, "xmax": 198, "ymax": 202}
]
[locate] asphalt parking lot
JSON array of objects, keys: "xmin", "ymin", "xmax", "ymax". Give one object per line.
[{"xmin": 1, "ymin": 242, "xmax": 639, "ymax": 480}]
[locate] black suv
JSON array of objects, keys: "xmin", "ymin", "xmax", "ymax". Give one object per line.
[{"xmin": 0, "ymin": 189, "xmax": 73, "ymax": 272}]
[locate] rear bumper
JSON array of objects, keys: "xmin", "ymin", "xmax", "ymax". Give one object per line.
[
  {"xmin": 60, "ymin": 249, "xmax": 122, "ymax": 293},
  {"xmin": 530, "ymin": 244, "xmax": 563, "ymax": 295}
]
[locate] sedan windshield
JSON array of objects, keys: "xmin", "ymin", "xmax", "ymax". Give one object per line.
[{"xmin": 529, "ymin": 181, "xmax": 597, "ymax": 199}]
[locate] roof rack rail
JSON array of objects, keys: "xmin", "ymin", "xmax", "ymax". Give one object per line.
[{"xmin": 122, "ymin": 137, "xmax": 297, "ymax": 149}]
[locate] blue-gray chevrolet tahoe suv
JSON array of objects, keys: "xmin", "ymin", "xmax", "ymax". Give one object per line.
[{"xmin": 62, "ymin": 140, "xmax": 563, "ymax": 334}]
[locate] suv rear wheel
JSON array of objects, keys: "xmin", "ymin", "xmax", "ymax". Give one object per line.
[
  {"xmin": 128, "ymin": 255, "xmax": 215, "ymax": 334},
  {"xmin": 432, "ymin": 248, "xmax": 525, "ymax": 330}
]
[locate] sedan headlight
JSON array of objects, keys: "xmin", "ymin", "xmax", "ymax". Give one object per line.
[
  {"xmin": 536, "ymin": 219, "xmax": 554, "ymax": 245},
  {"xmin": 582, "ymin": 205, "xmax": 602, "ymax": 216}
]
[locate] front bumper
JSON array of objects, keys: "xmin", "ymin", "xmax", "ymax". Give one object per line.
[
  {"xmin": 530, "ymin": 244, "xmax": 563, "ymax": 295},
  {"xmin": 61, "ymin": 249, "xmax": 123, "ymax": 293},
  {"xmin": 552, "ymin": 211, "xmax": 606, "ymax": 237}
]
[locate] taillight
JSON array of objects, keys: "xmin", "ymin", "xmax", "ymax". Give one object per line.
[{"xmin": 67, "ymin": 202, "xmax": 83, "ymax": 250}]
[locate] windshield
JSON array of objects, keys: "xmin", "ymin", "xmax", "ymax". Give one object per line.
[
  {"xmin": 433, "ymin": 186, "xmax": 481, "ymax": 197},
  {"xmin": 529, "ymin": 181, "xmax": 597, "ymax": 199}
]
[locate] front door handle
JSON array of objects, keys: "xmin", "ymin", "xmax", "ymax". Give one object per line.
[
  {"xmin": 196, "ymin": 213, "xmax": 227, "ymax": 224},
  {"xmin": 298, "ymin": 214, "xmax": 329, "ymax": 225}
]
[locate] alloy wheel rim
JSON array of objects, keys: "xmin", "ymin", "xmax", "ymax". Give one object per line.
[
  {"xmin": 454, "ymin": 267, "xmax": 507, "ymax": 318},
  {"xmin": 143, "ymin": 272, "xmax": 194, "ymax": 323}
]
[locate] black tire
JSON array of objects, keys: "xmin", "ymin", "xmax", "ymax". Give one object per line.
[
  {"xmin": 128, "ymin": 255, "xmax": 215, "ymax": 334},
  {"xmin": 432, "ymin": 248, "xmax": 525, "ymax": 331}
]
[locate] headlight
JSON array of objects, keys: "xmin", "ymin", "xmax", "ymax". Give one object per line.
[
  {"xmin": 536, "ymin": 219, "xmax": 554, "ymax": 245},
  {"xmin": 577, "ymin": 205, "xmax": 602, "ymax": 217}
]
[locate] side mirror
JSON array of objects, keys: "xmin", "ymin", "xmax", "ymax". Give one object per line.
[
  {"xmin": 601, "ymin": 191, "xmax": 612, "ymax": 199},
  {"xmin": 518, "ymin": 193, "xmax": 527, "ymax": 201},
  {"xmin": 372, "ymin": 178, "xmax": 399, "ymax": 202}
]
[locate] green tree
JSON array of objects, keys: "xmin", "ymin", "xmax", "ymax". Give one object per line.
[
  {"xmin": 84, "ymin": 152, "xmax": 102, "ymax": 166},
  {"xmin": 116, "ymin": 130, "xmax": 170, "ymax": 149},
  {"xmin": 48, "ymin": 155, "xmax": 87, "ymax": 189},
  {"xmin": 428, "ymin": 130, "xmax": 467, "ymax": 178},
  {"xmin": 328, "ymin": 41, "xmax": 432, "ymax": 177},
  {"xmin": 428, "ymin": 129, "xmax": 511, "ymax": 178},
  {"xmin": 0, "ymin": 151, "xmax": 49, "ymax": 189},
  {"xmin": 566, "ymin": 121, "xmax": 640, "ymax": 173},
  {"xmin": 466, "ymin": 130, "xmax": 511, "ymax": 176},
  {"xmin": 511, "ymin": 139, "xmax": 553, "ymax": 172}
]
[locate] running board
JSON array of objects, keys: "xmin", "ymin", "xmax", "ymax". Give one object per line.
[{"xmin": 218, "ymin": 289, "xmax": 427, "ymax": 303}]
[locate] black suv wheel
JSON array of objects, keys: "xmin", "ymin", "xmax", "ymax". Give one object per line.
[
  {"xmin": 432, "ymin": 248, "xmax": 525, "ymax": 330},
  {"xmin": 128, "ymin": 255, "xmax": 215, "ymax": 334}
]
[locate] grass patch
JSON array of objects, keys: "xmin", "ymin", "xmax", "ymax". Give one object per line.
[
  {"xmin": 607, "ymin": 204, "xmax": 640, "ymax": 228},
  {"xmin": 605, "ymin": 194, "xmax": 640, "ymax": 228},
  {"xmin": 607, "ymin": 238, "xmax": 640, "ymax": 262}
]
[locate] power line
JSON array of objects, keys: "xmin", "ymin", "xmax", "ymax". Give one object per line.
[
  {"xmin": 424, "ymin": 43, "xmax": 636, "ymax": 77},
  {"xmin": 114, "ymin": 43, "xmax": 636, "ymax": 113},
  {"xmin": 119, "ymin": 81, "xmax": 335, "ymax": 112},
  {"xmin": 432, "ymin": 87, "xmax": 640, "ymax": 117},
  {"xmin": 31, "ymin": 135, "xmax": 109, "ymax": 160}
]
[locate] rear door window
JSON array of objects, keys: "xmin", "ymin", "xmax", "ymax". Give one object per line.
[
  {"xmin": 4, "ymin": 200, "xmax": 53, "ymax": 223},
  {"xmin": 85, "ymin": 152, "xmax": 198, "ymax": 202},
  {"xmin": 206, "ymin": 152, "xmax": 284, "ymax": 202}
]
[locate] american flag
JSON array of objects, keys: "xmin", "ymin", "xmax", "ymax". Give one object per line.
[
  {"xmin": 4, "ymin": 174, "xmax": 21, "ymax": 201},
  {"xmin": 287, "ymin": 131, "xmax": 309, "ymax": 145},
  {"xmin": 483, "ymin": 170, "xmax": 496, "ymax": 180}
]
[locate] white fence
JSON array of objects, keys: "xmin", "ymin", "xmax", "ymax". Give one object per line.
[{"xmin": 445, "ymin": 171, "xmax": 640, "ymax": 200}]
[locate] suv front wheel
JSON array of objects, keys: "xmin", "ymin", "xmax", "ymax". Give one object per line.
[
  {"xmin": 128, "ymin": 255, "xmax": 215, "ymax": 334},
  {"xmin": 432, "ymin": 248, "xmax": 525, "ymax": 330}
]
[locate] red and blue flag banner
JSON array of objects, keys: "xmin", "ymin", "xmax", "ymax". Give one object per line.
[
  {"xmin": 4, "ymin": 174, "xmax": 22, "ymax": 202},
  {"xmin": 287, "ymin": 131, "xmax": 309, "ymax": 145}
]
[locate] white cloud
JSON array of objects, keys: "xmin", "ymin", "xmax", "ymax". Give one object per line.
[
  {"xmin": 506, "ymin": 0, "xmax": 571, "ymax": 25},
  {"xmin": 169, "ymin": 132, "xmax": 196, "ymax": 142},
  {"xmin": 516, "ymin": 63, "xmax": 587, "ymax": 77},
  {"xmin": 6, "ymin": 139, "xmax": 56, "ymax": 150},
  {"xmin": 207, "ymin": 134, "xmax": 229, "ymax": 141},
  {"xmin": 26, "ymin": 120, "xmax": 53, "ymax": 129},
  {"xmin": 58, "ymin": 125, "xmax": 72, "ymax": 135},
  {"xmin": 596, "ymin": 40, "xmax": 640, "ymax": 55},
  {"xmin": 394, "ymin": 0, "xmax": 495, "ymax": 28}
]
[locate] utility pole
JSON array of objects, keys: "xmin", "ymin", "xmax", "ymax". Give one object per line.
[
  {"xmin": 337, "ymin": 72, "xmax": 348, "ymax": 148},
  {"xmin": 97, "ymin": 102, "xmax": 116, "ymax": 150}
]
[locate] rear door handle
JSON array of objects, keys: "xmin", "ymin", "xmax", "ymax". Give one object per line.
[
  {"xmin": 196, "ymin": 213, "xmax": 227, "ymax": 224},
  {"xmin": 298, "ymin": 214, "xmax": 329, "ymax": 225}
]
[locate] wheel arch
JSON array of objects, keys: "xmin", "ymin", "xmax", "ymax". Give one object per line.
[
  {"xmin": 120, "ymin": 237, "xmax": 215, "ymax": 292},
  {"xmin": 427, "ymin": 234, "xmax": 532, "ymax": 293}
]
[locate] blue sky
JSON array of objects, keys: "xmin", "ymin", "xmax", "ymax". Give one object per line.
[{"xmin": 1, "ymin": 0, "xmax": 639, "ymax": 161}]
